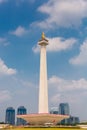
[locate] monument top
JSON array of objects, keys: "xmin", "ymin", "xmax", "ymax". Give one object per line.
[{"xmin": 38, "ymin": 32, "xmax": 49, "ymax": 46}]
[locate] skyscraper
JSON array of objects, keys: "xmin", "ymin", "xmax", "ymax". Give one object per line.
[
  {"xmin": 17, "ymin": 106, "xmax": 27, "ymax": 125},
  {"xmin": 5, "ymin": 107, "xmax": 15, "ymax": 125},
  {"xmin": 59, "ymin": 103, "xmax": 70, "ymax": 115},
  {"xmin": 59, "ymin": 103, "xmax": 70, "ymax": 125}
]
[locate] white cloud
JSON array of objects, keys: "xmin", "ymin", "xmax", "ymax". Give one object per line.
[
  {"xmin": 48, "ymin": 75, "xmax": 87, "ymax": 92},
  {"xmin": 37, "ymin": 0, "xmax": 87, "ymax": 28},
  {"xmin": 48, "ymin": 75, "xmax": 87, "ymax": 110},
  {"xmin": 50, "ymin": 91, "xmax": 87, "ymax": 106},
  {"xmin": 10, "ymin": 26, "xmax": 27, "ymax": 37},
  {"xmin": 0, "ymin": 58, "xmax": 17, "ymax": 76},
  {"xmin": 0, "ymin": 37, "xmax": 10, "ymax": 46},
  {"xmin": 47, "ymin": 37, "xmax": 77, "ymax": 52},
  {"xmin": 70, "ymin": 39, "xmax": 87, "ymax": 65},
  {"xmin": 0, "ymin": 90, "xmax": 11, "ymax": 103},
  {"xmin": 33, "ymin": 37, "xmax": 77, "ymax": 53}
]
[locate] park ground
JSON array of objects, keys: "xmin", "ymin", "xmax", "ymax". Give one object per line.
[{"xmin": 7, "ymin": 127, "xmax": 84, "ymax": 130}]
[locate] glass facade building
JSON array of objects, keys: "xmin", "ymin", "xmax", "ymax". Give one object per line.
[
  {"xmin": 59, "ymin": 103, "xmax": 70, "ymax": 115},
  {"xmin": 5, "ymin": 107, "xmax": 15, "ymax": 125},
  {"xmin": 59, "ymin": 103, "xmax": 70, "ymax": 124},
  {"xmin": 67, "ymin": 116, "xmax": 80, "ymax": 125},
  {"xmin": 17, "ymin": 106, "xmax": 27, "ymax": 125}
]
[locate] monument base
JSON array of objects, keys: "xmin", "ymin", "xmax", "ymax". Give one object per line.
[{"xmin": 17, "ymin": 113, "xmax": 69, "ymax": 125}]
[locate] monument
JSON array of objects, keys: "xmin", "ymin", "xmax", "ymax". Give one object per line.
[
  {"xmin": 17, "ymin": 33, "xmax": 69, "ymax": 125},
  {"xmin": 38, "ymin": 32, "xmax": 48, "ymax": 113}
]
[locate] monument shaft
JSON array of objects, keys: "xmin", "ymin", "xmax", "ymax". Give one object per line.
[{"xmin": 38, "ymin": 33, "xmax": 48, "ymax": 113}]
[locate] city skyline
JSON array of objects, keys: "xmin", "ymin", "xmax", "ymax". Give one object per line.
[
  {"xmin": 4, "ymin": 102, "xmax": 79, "ymax": 125},
  {"xmin": 0, "ymin": 0, "xmax": 87, "ymax": 122}
]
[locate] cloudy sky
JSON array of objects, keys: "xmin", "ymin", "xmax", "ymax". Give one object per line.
[{"xmin": 0, "ymin": 0, "xmax": 87, "ymax": 122}]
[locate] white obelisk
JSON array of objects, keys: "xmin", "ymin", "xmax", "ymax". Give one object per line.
[{"xmin": 38, "ymin": 33, "xmax": 49, "ymax": 113}]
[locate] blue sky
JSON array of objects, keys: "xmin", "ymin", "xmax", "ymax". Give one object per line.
[{"xmin": 0, "ymin": 0, "xmax": 87, "ymax": 122}]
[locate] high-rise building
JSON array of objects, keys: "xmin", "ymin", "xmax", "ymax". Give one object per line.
[
  {"xmin": 59, "ymin": 103, "xmax": 70, "ymax": 124},
  {"xmin": 17, "ymin": 106, "xmax": 27, "ymax": 125},
  {"xmin": 5, "ymin": 107, "xmax": 15, "ymax": 125},
  {"xmin": 59, "ymin": 103, "xmax": 70, "ymax": 115}
]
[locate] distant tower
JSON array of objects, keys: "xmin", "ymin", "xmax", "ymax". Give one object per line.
[
  {"xmin": 59, "ymin": 103, "xmax": 70, "ymax": 115},
  {"xmin": 5, "ymin": 107, "xmax": 15, "ymax": 125},
  {"xmin": 38, "ymin": 32, "xmax": 49, "ymax": 113},
  {"xmin": 17, "ymin": 106, "xmax": 27, "ymax": 125}
]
